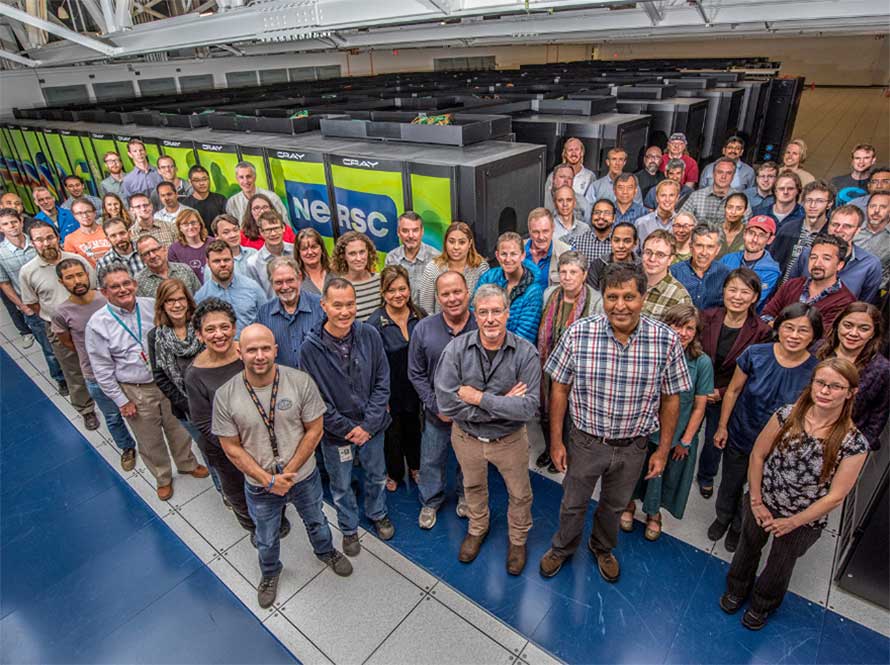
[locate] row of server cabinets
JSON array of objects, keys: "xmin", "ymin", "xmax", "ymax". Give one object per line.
[{"xmin": 4, "ymin": 59, "xmax": 805, "ymax": 257}]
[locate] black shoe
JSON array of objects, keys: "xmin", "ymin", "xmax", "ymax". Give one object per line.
[
  {"xmin": 707, "ymin": 518, "xmax": 730, "ymax": 541},
  {"xmin": 720, "ymin": 592, "xmax": 745, "ymax": 614},
  {"xmin": 257, "ymin": 574, "xmax": 280, "ymax": 608},
  {"xmin": 83, "ymin": 412, "xmax": 100, "ymax": 430},
  {"xmin": 279, "ymin": 518, "xmax": 291, "ymax": 540},
  {"xmin": 741, "ymin": 608, "xmax": 769, "ymax": 631},
  {"xmin": 535, "ymin": 450, "xmax": 551, "ymax": 468},
  {"xmin": 57, "ymin": 380, "xmax": 69, "ymax": 397},
  {"xmin": 725, "ymin": 528, "xmax": 741, "ymax": 553},
  {"xmin": 699, "ymin": 484, "xmax": 714, "ymax": 499},
  {"xmin": 547, "ymin": 462, "xmax": 558, "ymax": 474}
]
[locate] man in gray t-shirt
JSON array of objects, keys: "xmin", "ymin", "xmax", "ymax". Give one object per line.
[{"xmin": 212, "ymin": 323, "xmax": 352, "ymax": 608}]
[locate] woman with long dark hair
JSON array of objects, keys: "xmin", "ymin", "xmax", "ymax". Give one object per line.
[
  {"xmin": 720, "ymin": 358, "xmax": 868, "ymax": 630},
  {"xmin": 294, "ymin": 227, "xmax": 331, "ymax": 296},
  {"xmin": 367, "ymin": 265, "xmax": 426, "ymax": 490},
  {"xmin": 332, "ymin": 230, "xmax": 381, "ymax": 322},
  {"xmin": 417, "ymin": 221, "xmax": 489, "ymax": 315},
  {"xmin": 240, "ymin": 192, "xmax": 295, "ymax": 250},
  {"xmin": 696, "ymin": 268, "xmax": 772, "ymax": 498},
  {"xmin": 709, "ymin": 302, "xmax": 822, "ymax": 552},
  {"xmin": 816, "ymin": 301, "xmax": 889, "ymax": 449}
]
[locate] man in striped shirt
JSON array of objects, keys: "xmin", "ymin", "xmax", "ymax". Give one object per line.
[{"xmin": 539, "ymin": 263, "xmax": 690, "ymax": 583}]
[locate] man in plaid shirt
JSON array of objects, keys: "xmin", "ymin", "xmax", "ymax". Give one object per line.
[
  {"xmin": 539, "ymin": 263, "xmax": 691, "ymax": 583},
  {"xmin": 641, "ymin": 230, "xmax": 692, "ymax": 321},
  {"xmin": 680, "ymin": 157, "xmax": 750, "ymax": 226}
]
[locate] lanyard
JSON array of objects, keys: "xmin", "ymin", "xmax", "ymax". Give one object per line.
[
  {"xmin": 106, "ymin": 304, "xmax": 147, "ymax": 364},
  {"xmin": 242, "ymin": 368, "xmax": 281, "ymax": 461}
]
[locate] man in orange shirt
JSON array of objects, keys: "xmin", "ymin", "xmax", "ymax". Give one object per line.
[{"xmin": 63, "ymin": 198, "xmax": 112, "ymax": 267}]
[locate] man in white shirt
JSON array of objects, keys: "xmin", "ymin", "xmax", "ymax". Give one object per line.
[{"xmin": 226, "ymin": 161, "xmax": 290, "ymax": 224}]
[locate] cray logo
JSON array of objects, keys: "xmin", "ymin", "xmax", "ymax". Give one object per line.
[
  {"xmin": 276, "ymin": 151, "xmax": 306, "ymax": 160},
  {"xmin": 200, "ymin": 144, "xmax": 225, "ymax": 152},
  {"xmin": 341, "ymin": 158, "xmax": 379, "ymax": 169},
  {"xmin": 163, "ymin": 140, "xmax": 182, "ymax": 147}
]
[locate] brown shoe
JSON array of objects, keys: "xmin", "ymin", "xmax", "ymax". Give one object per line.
[
  {"xmin": 506, "ymin": 543, "xmax": 527, "ymax": 576},
  {"xmin": 458, "ymin": 532, "xmax": 488, "ymax": 563},
  {"xmin": 184, "ymin": 465, "xmax": 209, "ymax": 479},
  {"xmin": 591, "ymin": 545, "xmax": 620, "ymax": 583},
  {"xmin": 539, "ymin": 548, "xmax": 568, "ymax": 578},
  {"xmin": 157, "ymin": 483, "xmax": 174, "ymax": 501}
]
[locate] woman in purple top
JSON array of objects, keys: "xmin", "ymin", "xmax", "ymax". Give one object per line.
[
  {"xmin": 816, "ymin": 301, "xmax": 889, "ymax": 450},
  {"xmin": 168, "ymin": 208, "xmax": 213, "ymax": 283}
]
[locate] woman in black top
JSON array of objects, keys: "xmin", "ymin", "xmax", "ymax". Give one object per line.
[
  {"xmin": 367, "ymin": 265, "xmax": 426, "ymax": 491},
  {"xmin": 184, "ymin": 298, "xmax": 290, "ymax": 541},
  {"xmin": 696, "ymin": 268, "xmax": 772, "ymax": 497}
]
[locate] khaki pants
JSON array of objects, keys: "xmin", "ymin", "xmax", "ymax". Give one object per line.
[
  {"xmin": 451, "ymin": 425, "xmax": 533, "ymax": 546},
  {"xmin": 120, "ymin": 382, "xmax": 198, "ymax": 486},
  {"xmin": 45, "ymin": 321, "xmax": 94, "ymax": 416}
]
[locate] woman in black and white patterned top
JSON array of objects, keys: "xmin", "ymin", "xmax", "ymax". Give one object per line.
[{"xmin": 719, "ymin": 357, "xmax": 869, "ymax": 631}]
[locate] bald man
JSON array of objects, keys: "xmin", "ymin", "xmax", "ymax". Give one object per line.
[{"xmin": 213, "ymin": 323, "xmax": 353, "ymax": 608}]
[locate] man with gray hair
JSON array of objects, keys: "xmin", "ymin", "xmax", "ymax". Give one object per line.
[
  {"xmin": 434, "ymin": 283, "xmax": 540, "ymax": 575},
  {"xmin": 256, "ymin": 256, "xmax": 324, "ymax": 368},
  {"xmin": 680, "ymin": 157, "xmax": 746, "ymax": 226},
  {"xmin": 225, "ymin": 161, "xmax": 290, "ymax": 224},
  {"xmin": 670, "ymin": 223, "xmax": 731, "ymax": 309},
  {"xmin": 544, "ymin": 163, "xmax": 591, "ymax": 226}
]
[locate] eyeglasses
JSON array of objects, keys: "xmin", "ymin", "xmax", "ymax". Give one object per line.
[
  {"xmin": 591, "ymin": 210, "xmax": 614, "ymax": 217},
  {"xmin": 477, "ymin": 308, "xmax": 506, "ymax": 318},
  {"xmin": 180, "ymin": 220, "xmax": 200, "ymax": 228},
  {"xmin": 804, "ymin": 198, "xmax": 829, "ymax": 205},
  {"xmin": 72, "ymin": 210, "xmax": 95, "ymax": 217},
  {"xmin": 813, "ymin": 378, "xmax": 849, "ymax": 393},
  {"xmin": 643, "ymin": 249, "xmax": 670, "ymax": 261}
]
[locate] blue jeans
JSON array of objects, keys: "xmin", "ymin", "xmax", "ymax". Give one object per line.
[
  {"xmin": 696, "ymin": 401, "xmax": 724, "ymax": 487},
  {"xmin": 321, "ymin": 432, "xmax": 387, "ymax": 536},
  {"xmin": 24, "ymin": 313, "xmax": 64, "ymax": 383},
  {"xmin": 244, "ymin": 467, "xmax": 333, "ymax": 578},
  {"xmin": 418, "ymin": 420, "xmax": 463, "ymax": 510},
  {"xmin": 85, "ymin": 379, "xmax": 136, "ymax": 451},
  {"xmin": 178, "ymin": 418, "xmax": 222, "ymax": 493}
]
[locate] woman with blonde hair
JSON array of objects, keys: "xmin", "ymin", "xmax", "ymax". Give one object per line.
[
  {"xmin": 294, "ymin": 227, "xmax": 331, "ymax": 296},
  {"xmin": 168, "ymin": 208, "xmax": 213, "ymax": 283},
  {"xmin": 417, "ymin": 221, "xmax": 489, "ymax": 314},
  {"xmin": 720, "ymin": 357, "xmax": 868, "ymax": 630},
  {"xmin": 332, "ymin": 230, "xmax": 381, "ymax": 321}
]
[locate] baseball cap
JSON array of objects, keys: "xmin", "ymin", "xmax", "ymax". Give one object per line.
[
  {"xmin": 747, "ymin": 215, "xmax": 776, "ymax": 235},
  {"xmin": 669, "ymin": 132, "xmax": 688, "ymax": 143}
]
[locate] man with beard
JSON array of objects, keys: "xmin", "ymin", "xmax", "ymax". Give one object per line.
[
  {"xmin": 99, "ymin": 151, "xmax": 125, "ymax": 199},
  {"xmin": 51, "ymin": 258, "xmax": 137, "ymax": 468},
  {"xmin": 660, "ymin": 133, "xmax": 699, "ymax": 187},
  {"xmin": 635, "ymin": 145, "xmax": 665, "ymax": 198},
  {"xmin": 86, "ymin": 262, "xmax": 207, "ymax": 500},
  {"xmin": 97, "ymin": 217, "xmax": 145, "ymax": 276},
  {"xmin": 195, "ymin": 240, "xmax": 267, "ymax": 336},
  {"xmin": 19, "ymin": 221, "xmax": 98, "ymax": 428},
  {"xmin": 854, "ymin": 192, "xmax": 890, "ymax": 289},
  {"xmin": 60, "ymin": 175, "xmax": 102, "ymax": 211},
  {"xmin": 572, "ymin": 199, "xmax": 616, "ymax": 265},
  {"xmin": 256, "ymin": 257, "xmax": 324, "ymax": 368},
  {"xmin": 134, "ymin": 234, "xmax": 200, "ymax": 297}
]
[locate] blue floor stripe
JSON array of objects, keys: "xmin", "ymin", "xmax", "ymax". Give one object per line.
[{"xmin": 0, "ymin": 350, "xmax": 299, "ymax": 665}]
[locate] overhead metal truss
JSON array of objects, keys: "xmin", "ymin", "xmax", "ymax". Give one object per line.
[{"xmin": 0, "ymin": 0, "xmax": 888, "ymax": 68}]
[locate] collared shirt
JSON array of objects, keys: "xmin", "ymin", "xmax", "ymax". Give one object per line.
[
  {"xmin": 670, "ymin": 259, "xmax": 731, "ymax": 310},
  {"xmin": 434, "ymin": 330, "xmax": 540, "ymax": 440},
  {"xmin": 245, "ymin": 243, "xmax": 295, "ymax": 297},
  {"xmin": 855, "ymin": 224, "xmax": 890, "ymax": 288},
  {"xmin": 544, "ymin": 314, "xmax": 691, "ymax": 439},
  {"xmin": 590, "ymin": 174, "xmax": 644, "ymax": 206},
  {"xmin": 61, "ymin": 194, "xmax": 103, "ymax": 211},
  {"xmin": 572, "ymin": 230, "xmax": 613, "ymax": 266},
  {"xmin": 35, "ymin": 207, "xmax": 79, "ymax": 243},
  {"xmin": 642, "ymin": 273, "xmax": 692, "ymax": 321},
  {"xmin": 19, "ymin": 251, "xmax": 95, "ymax": 322},
  {"xmin": 614, "ymin": 201, "xmax": 649, "ymax": 227},
  {"xmin": 700, "ymin": 160, "xmax": 756, "ymax": 191},
  {"xmin": 791, "ymin": 244, "xmax": 883, "ymax": 304},
  {"xmin": 256, "ymin": 290, "xmax": 324, "ymax": 368},
  {"xmin": 720, "ymin": 250, "xmax": 781, "ymax": 309},
  {"xmin": 635, "ymin": 210, "xmax": 677, "ymax": 246},
  {"xmin": 384, "ymin": 242, "xmax": 438, "ymax": 303},
  {"xmin": 97, "ymin": 247, "xmax": 145, "ymax": 277},
  {"xmin": 153, "ymin": 204, "xmax": 194, "ymax": 225},
  {"xmin": 122, "ymin": 165, "xmax": 163, "ymax": 202},
  {"xmin": 0, "ymin": 236, "xmax": 36, "ymax": 294},
  {"xmin": 659, "ymin": 154, "xmax": 699, "ymax": 186},
  {"xmin": 742, "ymin": 187, "xmax": 774, "ymax": 212},
  {"xmin": 408, "ymin": 312, "xmax": 478, "ymax": 426},
  {"xmin": 202, "ymin": 247, "xmax": 257, "ymax": 283},
  {"xmin": 225, "ymin": 188, "xmax": 290, "ymax": 224},
  {"xmin": 680, "ymin": 186, "xmax": 749, "ymax": 226},
  {"xmin": 135, "ymin": 261, "xmax": 201, "ymax": 297},
  {"xmin": 99, "ymin": 175, "xmax": 125, "ymax": 199},
  {"xmin": 194, "ymin": 274, "xmax": 268, "ymax": 336},
  {"xmin": 525, "ymin": 238, "xmax": 554, "ymax": 289},
  {"xmin": 553, "ymin": 216, "xmax": 591, "ymax": 244},
  {"xmin": 85, "ymin": 296, "xmax": 156, "ymax": 407},
  {"xmin": 129, "ymin": 218, "xmax": 178, "ymax": 248},
  {"xmin": 544, "ymin": 189, "xmax": 591, "ymax": 227}
]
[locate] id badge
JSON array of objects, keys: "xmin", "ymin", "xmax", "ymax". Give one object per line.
[
  {"xmin": 274, "ymin": 460, "xmax": 285, "ymax": 474},
  {"xmin": 338, "ymin": 446, "xmax": 353, "ymax": 463}
]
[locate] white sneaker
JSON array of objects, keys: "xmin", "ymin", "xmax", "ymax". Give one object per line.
[
  {"xmin": 456, "ymin": 498, "xmax": 469, "ymax": 518},
  {"xmin": 21, "ymin": 334, "xmax": 35, "ymax": 349},
  {"xmin": 418, "ymin": 506, "xmax": 437, "ymax": 530}
]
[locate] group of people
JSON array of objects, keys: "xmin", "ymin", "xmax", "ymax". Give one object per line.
[{"xmin": 0, "ymin": 134, "xmax": 886, "ymax": 630}]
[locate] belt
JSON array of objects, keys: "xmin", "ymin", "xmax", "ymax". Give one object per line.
[
  {"xmin": 459, "ymin": 426, "xmax": 519, "ymax": 445},
  {"xmin": 576, "ymin": 429, "xmax": 645, "ymax": 448}
]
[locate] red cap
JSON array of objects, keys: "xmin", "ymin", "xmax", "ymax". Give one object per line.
[{"xmin": 747, "ymin": 215, "xmax": 776, "ymax": 235}]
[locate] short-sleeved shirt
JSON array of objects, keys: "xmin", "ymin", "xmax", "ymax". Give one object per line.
[
  {"xmin": 20, "ymin": 252, "xmax": 96, "ymax": 322},
  {"xmin": 0, "ymin": 237, "xmax": 36, "ymax": 294},
  {"xmin": 51, "ymin": 294, "xmax": 107, "ymax": 379},
  {"xmin": 544, "ymin": 314, "xmax": 691, "ymax": 439},
  {"xmin": 211, "ymin": 366, "xmax": 326, "ymax": 486},
  {"xmin": 62, "ymin": 227, "xmax": 112, "ymax": 267},
  {"xmin": 762, "ymin": 404, "xmax": 869, "ymax": 527},
  {"xmin": 727, "ymin": 344, "xmax": 818, "ymax": 453}
]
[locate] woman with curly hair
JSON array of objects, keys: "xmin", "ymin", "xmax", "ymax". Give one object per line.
[
  {"xmin": 332, "ymin": 230, "xmax": 381, "ymax": 321},
  {"xmin": 417, "ymin": 221, "xmax": 489, "ymax": 315},
  {"xmin": 240, "ymin": 192, "xmax": 295, "ymax": 250},
  {"xmin": 294, "ymin": 227, "xmax": 331, "ymax": 296}
]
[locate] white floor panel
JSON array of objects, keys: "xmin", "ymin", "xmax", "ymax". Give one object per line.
[
  {"xmin": 827, "ymin": 582, "xmax": 890, "ymax": 637},
  {"xmin": 520, "ymin": 639, "xmax": 565, "ymax": 665},
  {"xmin": 263, "ymin": 612, "xmax": 335, "ymax": 665},
  {"xmin": 178, "ymin": 486, "xmax": 251, "ymax": 554},
  {"xmin": 358, "ymin": 531, "xmax": 438, "ymax": 592}
]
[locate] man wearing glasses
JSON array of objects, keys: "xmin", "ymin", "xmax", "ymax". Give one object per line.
[
  {"xmin": 134, "ymin": 234, "xmax": 201, "ymax": 297},
  {"xmin": 127, "ymin": 193, "xmax": 177, "ymax": 248},
  {"xmin": 720, "ymin": 215, "xmax": 781, "ymax": 309},
  {"xmin": 99, "ymin": 151, "xmax": 126, "ymax": 199},
  {"xmin": 63, "ymin": 198, "xmax": 112, "ymax": 268},
  {"xmin": 570, "ymin": 198, "xmax": 615, "ymax": 266}
]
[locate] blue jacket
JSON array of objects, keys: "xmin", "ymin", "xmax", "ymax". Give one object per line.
[
  {"xmin": 299, "ymin": 320, "xmax": 392, "ymax": 445},
  {"xmin": 474, "ymin": 263, "xmax": 544, "ymax": 344},
  {"xmin": 720, "ymin": 250, "xmax": 781, "ymax": 311},
  {"xmin": 35, "ymin": 207, "xmax": 78, "ymax": 244}
]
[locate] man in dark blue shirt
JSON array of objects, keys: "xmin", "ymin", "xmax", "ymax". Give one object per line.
[{"xmin": 670, "ymin": 223, "xmax": 730, "ymax": 309}]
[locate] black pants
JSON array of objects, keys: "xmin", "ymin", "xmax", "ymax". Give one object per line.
[
  {"xmin": 384, "ymin": 412, "xmax": 422, "ymax": 483},
  {"xmin": 1, "ymin": 290, "xmax": 30, "ymax": 337},
  {"xmin": 715, "ymin": 444, "xmax": 750, "ymax": 534},
  {"xmin": 726, "ymin": 496, "xmax": 821, "ymax": 613}
]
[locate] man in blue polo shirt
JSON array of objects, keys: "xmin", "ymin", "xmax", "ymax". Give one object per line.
[
  {"xmin": 525, "ymin": 208, "xmax": 571, "ymax": 289},
  {"xmin": 720, "ymin": 215, "xmax": 781, "ymax": 310},
  {"xmin": 195, "ymin": 240, "xmax": 267, "ymax": 336},
  {"xmin": 32, "ymin": 187, "xmax": 78, "ymax": 243},
  {"xmin": 670, "ymin": 223, "xmax": 730, "ymax": 309}
]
